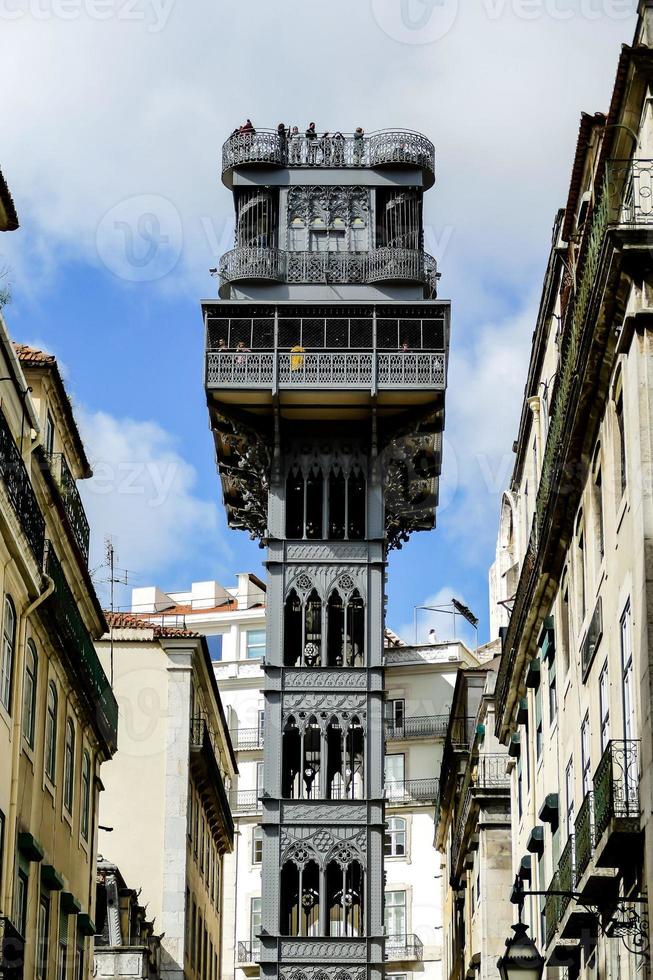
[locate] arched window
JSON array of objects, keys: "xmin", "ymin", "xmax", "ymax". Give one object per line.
[
  {"xmin": 282, "ymin": 717, "xmax": 301, "ymax": 799},
  {"xmin": 282, "ymin": 715, "xmax": 322, "ymax": 800},
  {"xmin": 344, "ymin": 716, "xmax": 365, "ymax": 800},
  {"xmin": 22, "ymin": 639, "xmax": 38, "ymax": 746},
  {"xmin": 279, "ymin": 859, "xmax": 320, "ymax": 937},
  {"xmin": 285, "ymin": 471, "xmax": 304, "ymax": 539},
  {"xmin": 81, "ymin": 751, "xmax": 91, "ymax": 841},
  {"xmin": 0, "ymin": 595, "xmax": 16, "ymax": 711},
  {"xmin": 64, "ymin": 718, "xmax": 75, "ymax": 813},
  {"xmin": 304, "ymin": 591, "xmax": 322, "ymax": 666},
  {"xmin": 327, "ymin": 591, "xmax": 345, "ymax": 667},
  {"xmin": 45, "ymin": 681, "xmax": 58, "ymax": 782},
  {"xmin": 384, "ymin": 816, "xmax": 406, "ymax": 857},
  {"xmin": 345, "ymin": 591, "xmax": 364, "ymax": 667},
  {"xmin": 327, "ymin": 589, "xmax": 365, "ymax": 667},
  {"xmin": 326, "ymin": 859, "xmax": 364, "ymax": 937},
  {"xmin": 284, "ymin": 590, "xmax": 302, "ymax": 666}
]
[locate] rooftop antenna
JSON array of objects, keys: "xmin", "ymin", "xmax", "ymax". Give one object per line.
[{"xmin": 104, "ymin": 537, "xmax": 131, "ymax": 686}]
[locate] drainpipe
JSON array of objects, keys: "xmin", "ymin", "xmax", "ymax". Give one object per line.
[{"xmin": 5, "ymin": 572, "xmax": 55, "ymax": 917}]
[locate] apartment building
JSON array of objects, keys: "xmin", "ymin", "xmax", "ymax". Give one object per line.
[
  {"xmin": 490, "ymin": 3, "xmax": 653, "ymax": 974},
  {"xmin": 435, "ymin": 652, "xmax": 512, "ymax": 980},
  {"xmin": 95, "ymin": 615, "xmax": 236, "ymax": 980},
  {"xmin": 0, "ymin": 327, "xmax": 117, "ymax": 980}
]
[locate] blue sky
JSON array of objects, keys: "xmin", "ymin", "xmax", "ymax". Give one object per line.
[{"xmin": 0, "ymin": 0, "xmax": 638, "ymax": 643}]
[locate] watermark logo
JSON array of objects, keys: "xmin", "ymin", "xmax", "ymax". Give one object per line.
[
  {"xmin": 0, "ymin": 0, "xmax": 175, "ymax": 32},
  {"xmin": 371, "ymin": 0, "xmax": 460, "ymax": 44},
  {"xmin": 96, "ymin": 193, "xmax": 183, "ymax": 283}
]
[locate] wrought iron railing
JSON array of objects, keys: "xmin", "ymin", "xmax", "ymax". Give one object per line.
[
  {"xmin": 0, "ymin": 407, "xmax": 45, "ymax": 564},
  {"xmin": 205, "ymin": 350, "xmax": 446, "ymax": 390},
  {"xmin": 45, "ymin": 544, "xmax": 118, "ymax": 752},
  {"xmin": 607, "ymin": 158, "xmax": 653, "ymax": 224},
  {"xmin": 475, "ymin": 753, "xmax": 510, "ymax": 788},
  {"xmin": 385, "ymin": 778, "xmax": 439, "ymax": 805},
  {"xmin": 222, "ymin": 129, "xmax": 435, "ymax": 180},
  {"xmin": 219, "ymin": 247, "xmax": 438, "ymax": 293},
  {"xmin": 545, "ymin": 873, "xmax": 560, "ymax": 948},
  {"xmin": 450, "ymin": 786, "xmax": 473, "ymax": 874},
  {"xmin": 385, "ymin": 934, "xmax": 424, "ymax": 961},
  {"xmin": 229, "ymin": 789, "xmax": 262, "ymax": 813},
  {"xmin": 593, "ymin": 740, "xmax": 640, "ymax": 843},
  {"xmin": 0, "ymin": 917, "xmax": 25, "ymax": 980},
  {"xmin": 190, "ymin": 716, "xmax": 234, "ymax": 843},
  {"xmin": 237, "ymin": 941, "xmax": 260, "ymax": 963},
  {"xmin": 46, "ymin": 453, "xmax": 90, "ymax": 562},
  {"xmin": 575, "ymin": 792, "xmax": 594, "ymax": 880},
  {"xmin": 558, "ymin": 835, "xmax": 575, "ymax": 918},
  {"xmin": 384, "ymin": 715, "xmax": 449, "ymax": 740},
  {"xmin": 229, "ymin": 727, "xmax": 264, "ymax": 750}
]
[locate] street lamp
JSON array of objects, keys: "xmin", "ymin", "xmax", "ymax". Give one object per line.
[{"xmin": 497, "ymin": 878, "xmax": 544, "ymax": 980}]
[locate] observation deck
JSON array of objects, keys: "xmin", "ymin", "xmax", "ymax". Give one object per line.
[{"xmin": 221, "ymin": 128, "xmax": 436, "ymax": 189}]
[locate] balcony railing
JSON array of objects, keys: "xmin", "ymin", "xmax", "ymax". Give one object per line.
[
  {"xmin": 448, "ymin": 716, "xmax": 476, "ymax": 750},
  {"xmin": 384, "ymin": 715, "xmax": 449, "ymax": 740},
  {"xmin": 545, "ymin": 873, "xmax": 560, "ymax": 948},
  {"xmin": 385, "ymin": 778, "xmax": 439, "ymax": 805},
  {"xmin": 0, "ymin": 918, "xmax": 24, "ymax": 980},
  {"xmin": 46, "ymin": 453, "xmax": 90, "ymax": 562},
  {"xmin": 219, "ymin": 247, "xmax": 438, "ymax": 294},
  {"xmin": 574, "ymin": 792, "xmax": 594, "ymax": 880},
  {"xmin": 237, "ymin": 941, "xmax": 260, "ymax": 964},
  {"xmin": 229, "ymin": 727, "xmax": 264, "ymax": 750},
  {"xmin": 190, "ymin": 716, "xmax": 234, "ymax": 846},
  {"xmin": 608, "ymin": 158, "xmax": 653, "ymax": 224},
  {"xmin": 475, "ymin": 753, "xmax": 510, "ymax": 788},
  {"xmin": 222, "ymin": 129, "xmax": 436, "ymax": 183},
  {"xmin": 45, "ymin": 544, "xmax": 118, "ymax": 753},
  {"xmin": 593, "ymin": 740, "xmax": 640, "ymax": 843},
  {"xmin": 206, "ymin": 350, "xmax": 446, "ymax": 391},
  {"xmin": 229, "ymin": 789, "xmax": 261, "ymax": 813},
  {"xmin": 0, "ymin": 407, "xmax": 45, "ymax": 565},
  {"xmin": 385, "ymin": 934, "xmax": 424, "ymax": 961},
  {"xmin": 558, "ymin": 835, "xmax": 575, "ymax": 919}
]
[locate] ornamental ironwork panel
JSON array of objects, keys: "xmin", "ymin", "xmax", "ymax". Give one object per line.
[
  {"xmin": 230, "ymin": 726, "xmax": 264, "ymax": 750},
  {"xmin": 574, "ymin": 792, "xmax": 594, "ymax": 880},
  {"xmin": 376, "ymin": 353, "xmax": 445, "ymax": 387},
  {"xmin": 607, "ymin": 158, "xmax": 653, "ymax": 224},
  {"xmin": 384, "ymin": 778, "xmax": 439, "ymax": 805},
  {"xmin": 237, "ymin": 942, "xmax": 261, "ymax": 964},
  {"xmin": 558, "ymin": 835, "xmax": 575, "ymax": 918},
  {"xmin": 545, "ymin": 873, "xmax": 560, "ymax": 947},
  {"xmin": 384, "ymin": 715, "xmax": 449, "ymax": 740},
  {"xmin": 0, "ymin": 407, "xmax": 45, "ymax": 565},
  {"xmin": 277, "ymin": 352, "xmax": 374, "ymax": 387},
  {"xmin": 230, "ymin": 789, "xmax": 262, "ymax": 813},
  {"xmin": 221, "ymin": 129, "xmax": 435, "ymax": 180},
  {"xmin": 593, "ymin": 740, "xmax": 640, "ymax": 843},
  {"xmin": 384, "ymin": 935, "xmax": 424, "ymax": 962},
  {"xmin": 47, "ymin": 453, "xmax": 90, "ymax": 562},
  {"xmin": 206, "ymin": 351, "xmax": 275, "ymax": 386},
  {"xmin": 45, "ymin": 544, "xmax": 118, "ymax": 753},
  {"xmin": 219, "ymin": 247, "xmax": 285, "ymax": 285}
]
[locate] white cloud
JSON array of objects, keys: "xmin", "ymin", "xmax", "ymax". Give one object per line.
[{"xmin": 77, "ymin": 409, "xmax": 224, "ymax": 605}]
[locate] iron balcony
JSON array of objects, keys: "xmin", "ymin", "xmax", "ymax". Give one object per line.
[
  {"xmin": 0, "ymin": 406, "xmax": 45, "ymax": 566},
  {"xmin": 229, "ymin": 727, "xmax": 264, "ymax": 751},
  {"xmin": 592, "ymin": 739, "xmax": 641, "ymax": 867},
  {"xmin": 384, "ymin": 715, "xmax": 450, "ymax": 740},
  {"xmin": 385, "ymin": 934, "xmax": 424, "ymax": 962},
  {"xmin": 384, "ymin": 778, "xmax": 439, "ymax": 806},
  {"xmin": 229, "ymin": 789, "xmax": 262, "ymax": 814},
  {"xmin": 221, "ymin": 128, "xmax": 436, "ymax": 188},
  {"xmin": 43, "ymin": 451, "xmax": 91, "ymax": 563},
  {"xmin": 237, "ymin": 941, "xmax": 260, "ymax": 964},
  {"xmin": 218, "ymin": 247, "xmax": 438, "ymax": 297}
]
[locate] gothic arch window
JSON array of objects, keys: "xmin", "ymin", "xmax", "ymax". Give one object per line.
[
  {"xmin": 343, "ymin": 716, "xmax": 365, "ymax": 800},
  {"xmin": 282, "ymin": 716, "xmax": 301, "ymax": 799},
  {"xmin": 286, "ymin": 470, "xmax": 305, "ymax": 539},
  {"xmin": 286, "ymin": 460, "xmax": 366, "ymax": 542},
  {"xmin": 326, "ymin": 859, "xmax": 364, "ymax": 937},
  {"xmin": 284, "ymin": 587, "xmax": 323, "ymax": 667},
  {"xmin": 284, "ymin": 589, "xmax": 303, "ymax": 667},
  {"xmin": 345, "ymin": 591, "xmax": 364, "ymax": 667},
  {"xmin": 282, "ymin": 715, "xmax": 322, "ymax": 800},
  {"xmin": 280, "ymin": 859, "xmax": 320, "ymax": 937},
  {"xmin": 326, "ymin": 588, "xmax": 365, "ymax": 668},
  {"xmin": 326, "ymin": 716, "xmax": 343, "ymax": 799},
  {"xmin": 327, "ymin": 591, "xmax": 345, "ymax": 667}
]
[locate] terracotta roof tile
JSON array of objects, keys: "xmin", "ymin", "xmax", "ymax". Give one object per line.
[
  {"xmin": 105, "ymin": 611, "xmax": 202, "ymax": 639},
  {"xmin": 13, "ymin": 344, "xmax": 56, "ymax": 365}
]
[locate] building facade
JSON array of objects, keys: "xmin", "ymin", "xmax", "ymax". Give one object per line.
[
  {"xmin": 94, "ymin": 859, "xmax": 163, "ymax": 980},
  {"xmin": 435, "ymin": 653, "xmax": 512, "ymax": 980},
  {"xmin": 95, "ymin": 616, "xmax": 236, "ymax": 980},
  {"xmin": 490, "ymin": 3, "xmax": 653, "ymax": 974},
  {"xmin": 0, "ymin": 330, "xmax": 117, "ymax": 980},
  {"xmin": 202, "ymin": 124, "xmax": 450, "ymax": 980}
]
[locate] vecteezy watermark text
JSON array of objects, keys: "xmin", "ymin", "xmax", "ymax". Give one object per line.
[
  {"xmin": 0, "ymin": 0, "xmax": 175, "ymax": 32},
  {"xmin": 371, "ymin": 0, "xmax": 635, "ymax": 45}
]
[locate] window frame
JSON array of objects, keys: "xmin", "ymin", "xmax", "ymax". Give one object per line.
[
  {"xmin": 252, "ymin": 825, "xmax": 263, "ymax": 865},
  {"xmin": 63, "ymin": 718, "xmax": 76, "ymax": 814},
  {"xmin": 0, "ymin": 594, "xmax": 16, "ymax": 712},
  {"xmin": 45, "ymin": 681, "xmax": 58, "ymax": 784},
  {"xmin": 245, "ymin": 629, "xmax": 266, "ymax": 660},
  {"xmin": 22, "ymin": 638, "xmax": 38, "ymax": 747},
  {"xmin": 599, "ymin": 661, "xmax": 610, "ymax": 754},
  {"xmin": 80, "ymin": 750, "xmax": 91, "ymax": 841},
  {"xmin": 384, "ymin": 889, "xmax": 407, "ymax": 939},
  {"xmin": 37, "ymin": 891, "xmax": 50, "ymax": 980},
  {"xmin": 384, "ymin": 815, "xmax": 407, "ymax": 858}
]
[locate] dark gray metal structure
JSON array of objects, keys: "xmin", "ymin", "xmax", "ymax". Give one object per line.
[{"xmin": 203, "ymin": 124, "xmax": 450, "ymax": 980}]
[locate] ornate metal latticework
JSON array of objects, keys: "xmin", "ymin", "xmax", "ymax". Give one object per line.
[
  {"xmin": 574, "ymin": 791, "xmax": 594, "ymax": 880},
  {"xmin": 593, "ymin": 739, "xmax": 640, "ymax": 842},
  {"xmin": 0, "ymin": 405, "xmax": 45, "ymax": 564},
  {"xmin": 221, "ymin": 129, "xmax": 436, "ymax": 183}
]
